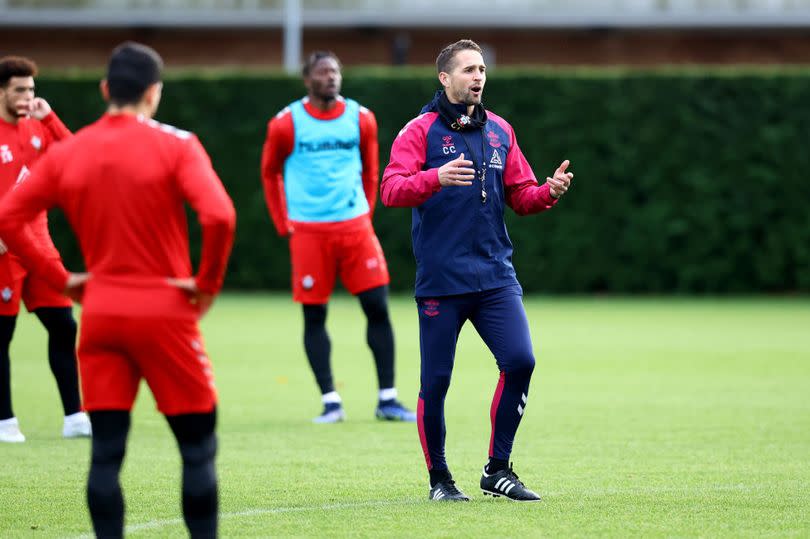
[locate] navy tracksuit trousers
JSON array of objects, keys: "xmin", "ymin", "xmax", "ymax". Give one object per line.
[{"xmin": 416, "ymin": 285, "xmax": 535, "ymax": 472}]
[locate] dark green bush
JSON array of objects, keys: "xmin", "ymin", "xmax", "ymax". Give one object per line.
[{"xmin": 36, "ymin": 69, "xmax": 810, "ymax": 293}]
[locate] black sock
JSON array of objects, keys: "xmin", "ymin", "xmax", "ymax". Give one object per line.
[
  {"xmin": 429, "ymin": 468, "xmax": 452, "ymax": 488},
  {"xmin": 0, "ymin": 315, "xmax": 18, "ymax": 420},
  {"xmin": 358, "ymin": 286, "xmax": 395, "ymax": 390},
  {"xmin": 302, "ymin": 304, "xmax": 334, "ymax": 395},
  {"xmin": 486, "ymin": 458, "xmax": 509, "ymax": 474},
  {"xmin": 34, "ymin": 307, "xmax": 80, "ymax": 415},
  {"xmin": 87, "ymin": 411, "xmax": 130, "ymax": 539},
  {"xmin": 167, "ymin": 409, "xmax": 218, "ymax": 539}
]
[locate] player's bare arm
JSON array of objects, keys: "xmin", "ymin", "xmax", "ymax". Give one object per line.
[
  {"xmin": 438, "ymin": 152, "xmax": 475, "ymax": 187},
  {"xmin": 547, "ymin": 159, "xmax": 574, "ymax": 199}
]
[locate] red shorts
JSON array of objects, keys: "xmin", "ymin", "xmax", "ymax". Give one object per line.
[
  {"xmin": 0, "ymin": 254, "xmax": 72, "ymax": 316},
  {"xmin": 78, "ymin": 314, "xmax": 217, "ymax": 415},
  {"xmin": 289, "ymin": 215, "xmax": 390, "ymax": 304}
]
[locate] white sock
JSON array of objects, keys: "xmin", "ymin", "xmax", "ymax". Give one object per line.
[
  {"xmin": 322, "ymin": 391, "xmax": 342, "ymax": 404},
  {"xmin": 64, "ymin": 412, "xmax": 87, "ymax": 422},
  {"xmin": 378, "ymin": 388, "xmax": 398, "ymax": 401},
  {"xmin": 0, "ymin": 417, "xmax": 19, "ymax": 427}
]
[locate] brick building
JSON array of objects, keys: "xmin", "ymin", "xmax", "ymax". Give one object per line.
[{"xmin": 3, "ymin": 1, "xmax": 810, "ymax": 68}]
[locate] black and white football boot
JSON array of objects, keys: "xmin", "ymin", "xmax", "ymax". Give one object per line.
[
  {"xmin": 480, "ymin": 463, "xmax": 541, "ymax": 502},
  {"xmin": 428, "ymin": 479, "xmax": 470, "ymax": 502}
]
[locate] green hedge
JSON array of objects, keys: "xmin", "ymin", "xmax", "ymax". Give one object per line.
[{"xmin": 36, "ymin": 69, "xmax": 810, "ymax": 293}]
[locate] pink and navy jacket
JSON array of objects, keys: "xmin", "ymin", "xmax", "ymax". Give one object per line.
[{"xmin": 382, "ymin": 93, "xmax": 558, "ymax": 297}]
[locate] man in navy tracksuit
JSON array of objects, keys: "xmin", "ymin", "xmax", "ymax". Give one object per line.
[{"xmin": 381, "ymin": 39, "xmax": 573, "ymax": 502}]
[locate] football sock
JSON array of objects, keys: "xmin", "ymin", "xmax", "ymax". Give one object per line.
[
  {"xmin": 0, "ymin": 315, "xmax": 17, "ymax": 420},
  {"xmin": 34, "ymin": 307, "xmax": 81, "ymax": 415},
  {"xmin": 321, "ymin": 391, "xmax": 342, "ymax": 404},
  {"xmin": 87, "ymin": 411, "xmax": 130, "ymax": 539},
  {"xmin": 378, "ymin": 387, "xmax": 398, "ymax": 402},
  {"xmin": 167, "ymin": 409, "xmax": 218, "ymax": 539},
  {"xmin": 429, "ymin": 468, "xmax": 452, "ymax": 488},
  {"xmin": 485, "ymin": 458, "xmax": 509, "ymax": 474},
  {"xmin": 302, "ymin": 304, "xmax": 334, "ymax": 394},
  {"xmin": 358, "ymin": 286, "xmax": 395, "ymax": 390}
]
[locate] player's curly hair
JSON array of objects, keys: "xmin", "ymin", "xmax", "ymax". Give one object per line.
[
  {"xmin": 436, "ymin": 39, "xmax": 483, "ymax": 74},
  {"xmin": 302, "ymin": 51, "xmax": 341, "ymax": 77},
  {"xmin": 0, "ymin": 56, "xmax": 38, "ymax": 88}
]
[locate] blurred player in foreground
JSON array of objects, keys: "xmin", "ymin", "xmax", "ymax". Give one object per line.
[{"xmin": 0, "ymin": 42, "xmax": 236, "ymax": 537}]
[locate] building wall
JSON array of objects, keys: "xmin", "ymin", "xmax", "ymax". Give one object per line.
[{"xmin": 2, "ymin": 27, "xmax": 810, "ymax": 69}]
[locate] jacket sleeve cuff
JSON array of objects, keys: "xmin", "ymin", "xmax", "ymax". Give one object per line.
[
  {"xmin": 541, "ymin": 183, "xmax": 560, "ymax": 206},
  {"xmin": 426, "ymin": 169, "xmax": 442, "ymax": 193}
]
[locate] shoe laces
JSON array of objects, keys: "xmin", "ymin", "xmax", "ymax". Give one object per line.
[
  {"xmin": 380, "ymin": 399, "xmax": 402, "ymax": 408},
  {"xmin": 506, "ymin": 463, "xmax": 526, "ymax": 488},
  {"xmin": 443, "ymin": 479, "xmax": 463, "ymax": 496}
]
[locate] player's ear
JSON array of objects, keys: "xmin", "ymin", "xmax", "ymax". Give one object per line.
[
  {"xmin": 99, "ymin": 79, "xmax": 110, "ymax": 102},
  {"xmin": 152, "ymin": 81, "xmax": 163, "ymax": 103},
  {"xmin": 438, "ymin": 71, "xmax": 451, "ymax": 89},
  {"xmin": 144, "ymin": 82, "xmax": 162, "ymax": 115}
]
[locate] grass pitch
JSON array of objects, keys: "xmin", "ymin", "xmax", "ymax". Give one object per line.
[{"xmin": 1, "ymin": 295, "xmax": 808, "ymax": 537}]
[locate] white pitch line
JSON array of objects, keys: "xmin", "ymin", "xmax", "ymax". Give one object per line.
[
  {"xmin": 69, "ymin": 484, "xmax": 754, "ymax": 537},
  {"xmin": 70, "ymin": 499, "xmax": 421, "ymax": 538}
]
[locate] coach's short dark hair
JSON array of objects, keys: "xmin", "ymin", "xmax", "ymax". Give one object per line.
[
  {"xmin": 106, "ymin": 42, "xmax": 163, "ymax": 106},
  {"xmin": 0, "ymin": 56, "xmax": 38, "ymax": 88},
  {"xmin": 436, "ymin": 39, "xmax": 483, "ymax": 74},
  {"xmin": 302, "ymin": 51, "xmax": 341, "ymax": 78}
]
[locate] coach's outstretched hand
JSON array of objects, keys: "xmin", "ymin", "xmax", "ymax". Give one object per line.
[
  {"xmin": 438, "ymin": 153, "xmax": 475, "ymax": 187},
  {"xmin": 65, "ymin": 272, "xmax": 90, "ymax": 303},
  {"xmin": 167, "ymin": 277, "xmax": 215, "ymax": 318},
  {"xmin": 547, "ymin": 160, "xmax": 574, "ymax": 199}
]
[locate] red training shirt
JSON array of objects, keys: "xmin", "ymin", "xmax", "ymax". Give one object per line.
[
  {"xmin": 0, "ymin": 112, "xmax": 71, "ymax": 261},
  {"xmin": 0, "ymin": 113, "xmax": 236, "ymax": 319}
]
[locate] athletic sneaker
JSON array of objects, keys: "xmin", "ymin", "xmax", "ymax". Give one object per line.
[
  {"xmin": 312, "ymin": 402, "xmax": 346, "ymax": 424},
  {"xmin": 480, "ymin": 464, "xmax": 541, "ymax": 502},
  {"xmin": 429, "ymin": 479, "xmax": 470, "ymax": 502},
  {"xmin": 0, "ymin": 417, "xmax": 25, "ymax": 443},
  {"xmin": 375, "ymin": 399, "xmax": 416, "ymax": 422},
  {"xmin": 62, "ymin": 412, "xmax": 92, "ymax": 438}
]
